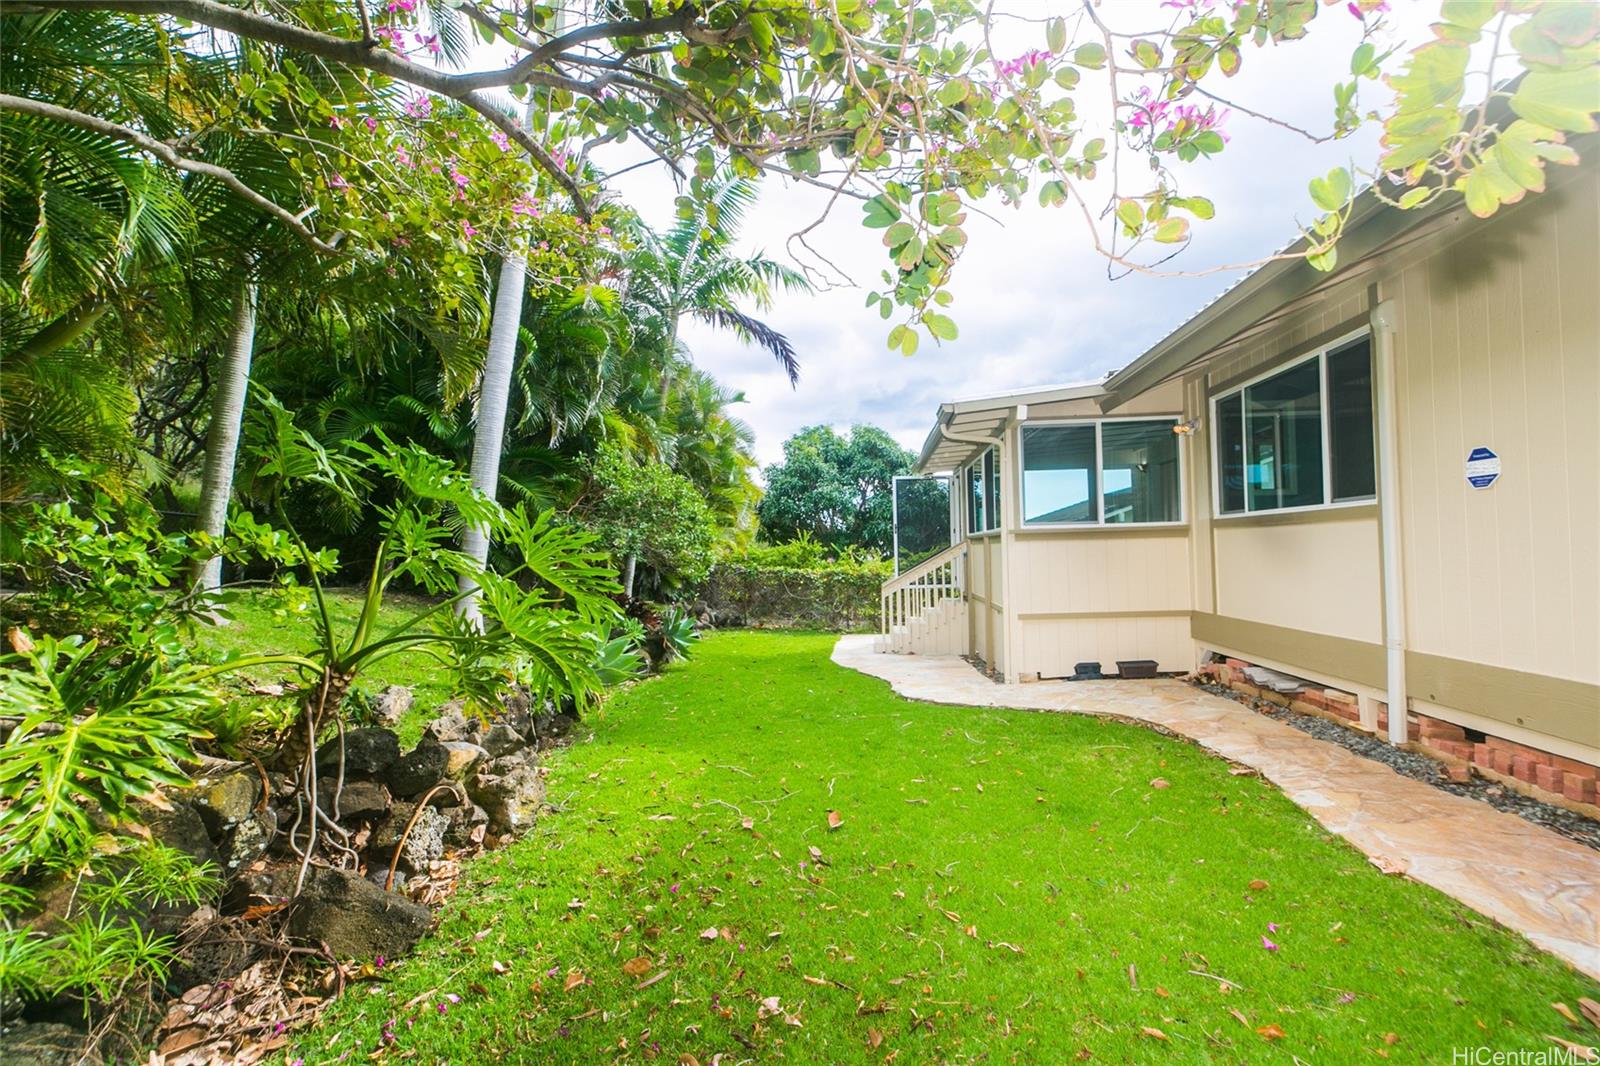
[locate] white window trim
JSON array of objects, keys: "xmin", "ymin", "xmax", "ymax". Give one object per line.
[
  {"xmin": 1018, "ymin": 416, "xmax": 1188, "ymax": 530},
  {"xmin": 962, "ymin": 448, "xmax": 1002, "ymax": 535},
  {"xmin": 1210, "ymin": 327, "xmax": 1377, "ymax": 521}
]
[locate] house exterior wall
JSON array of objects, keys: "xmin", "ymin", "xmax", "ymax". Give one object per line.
[
  {"xmin": 966, "ymin": 532, "xmax": 1003, "ymax": 673},
  {"xmin": 1181, "ymin": 162, "xmax": 1600, "ymax": 765}
]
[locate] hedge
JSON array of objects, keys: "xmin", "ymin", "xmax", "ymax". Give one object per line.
[{"xmin": 697, "ymin": 560, "xmax": 889, "ymax": 632}]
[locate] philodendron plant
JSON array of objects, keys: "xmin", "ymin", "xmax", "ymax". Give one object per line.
[{"xmin": 229, "ymin": 391, "xmax": 624, "ymax": 889}]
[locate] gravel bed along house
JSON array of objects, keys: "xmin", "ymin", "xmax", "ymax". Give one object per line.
[{"xmin": 1192, "ymin": 680, "xmax": 1600, "ymax": 852}]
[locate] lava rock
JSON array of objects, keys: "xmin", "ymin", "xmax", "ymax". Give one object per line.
[
  {"xmin": 369, "ymin": 685, "xmax": 415, "ymax": 725},
  {"xmin": 366, "ymin": 866, "xmax": 406, "ymax": 891},
  {"xmin": 2, "ymin": 1021, "xmax": 100, "ymax": 1066},
  {"xmin": 216, "ymin": 809, "xmax": 277, "ymax": 872},
  {"xmin": 315, "ymin": 727, "xmax": 401, "ymax": 778},
  {"xmin": 440, "ymin": 741, "xmax": 488, "ymax": 780},
  {"xmin": 443, "ymin": 803, "xmax": 489, "ymax": 848},
  {"xmin": 467, "ymin": 760, "xmax": 546, "ymax": 835},
  {"xmin": 190, "ymin": 768, "xmax": 261, "ymax": 837},
  {"xmin": 479, "ymin": 722, "xmax": 526, "ymax": 759},
  {"xmin": 318, "ymin": 779, "xmax": 391, "ymax": 820},
  {"xmin": 386, "ymin": 737, "xmax": 449, "ymax": 798},
  {"xmin": 132, "ymin": 797, "xmax": 216, "ymax": 868},
  {"xmin": 423, "ymin": 703, "xmax": 480, "ymax": 744},
  {"xmin": 371, "ymin": 802, "xmax": 448, "ymax": 871},
  {"xmin": 287, "ymin": 867, "xmax": 432, "ymax": 960}
]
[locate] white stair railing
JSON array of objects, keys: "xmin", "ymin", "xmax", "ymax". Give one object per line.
[{"xmin": 879, "ymin": 541, "xmax": 966, "ymax": 645}]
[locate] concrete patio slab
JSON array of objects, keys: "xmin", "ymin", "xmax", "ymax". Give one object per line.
[{"xmin": 832, "ymin": 635, "xmax": 1600, "ymax": 981}]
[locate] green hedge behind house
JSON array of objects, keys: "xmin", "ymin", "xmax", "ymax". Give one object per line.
[{"xmin": 698, "ymin": 557, "xmax": 889, "ymax": 632}]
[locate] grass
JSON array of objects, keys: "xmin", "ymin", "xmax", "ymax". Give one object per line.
[
  {"xmin": 304, "ymin": 632, "xmax": 1598, "ymax": 1064},
  {"xmin": 190, "ymin": 589, "xmax": 456, "ymax": 747}
]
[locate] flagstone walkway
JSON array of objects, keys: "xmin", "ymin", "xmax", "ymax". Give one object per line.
[{"xmin": 832, "ymin": 635, "xmax": 1600, "ymax": 982}]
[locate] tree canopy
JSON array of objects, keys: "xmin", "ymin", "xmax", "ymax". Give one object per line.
[{"xmin": 757, "ymin": 424, "xmax": 914, "ymax": 554}]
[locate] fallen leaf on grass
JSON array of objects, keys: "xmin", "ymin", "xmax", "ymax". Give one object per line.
[
  {"xmin": 1256, "ymin": 1024, "xmax": 1286, "ymax": 1041},
  {"xmin": 1229, "ymin": 1009, "xmax": 1250, "ymax": 1027},
  {"xmin": 679, "ymin": 1055, "xmax": 700, "ymax": 1066},
  {"xmin": 1150, "ymin": 778, "xmax": 1170, "ymax": 789},
  {"xmin": 1247, "ymin": 879, "xmax": 1269, "ymax": 891},
  {"xmin": 621, "ymin": 956, "xmax": 652, "ymax": 978},
  {"xmin": 827, "ymin": 810, "xmax": 844, "ymax": 830},
  {"xmin": 867, "ymin": 1027, "xmax": 884, "ymax": 1049},
  {"xmin": 699, "ymin": 927, "xmax": 720, "ymax": 942},
  {"xmin": 1579, "ymin": 998, "xmax": 1600, "ymax": 1029},
  {"xmin": 1554, "ymin": 1003, "xmax": 1581, "ymax": 1024},
  {"xmin": 1383, "ymin": 1033, "xmax": 1399, "ymax": 1045},
  {"xmin": 563, "ymin": 970, "xmax": 586, "ymax": 992},
  {"xmin": 1546, "ymin": 1036, "xmax": 1600, "ymax": 1062},
  {"xmin": 803, "ymin": 975, "xmax": 827, "ymax": 986},
  {"xmin": 491, "ymin": 959, "xmax": 510, "ymax": 975},
  {"xmin": 1140, "ymin": 1027, "xmax": 1169, "ymax": 1040},
  {"xmin": 1369, "ymin": 855, "xmax": 1407, "ymax": 875}
]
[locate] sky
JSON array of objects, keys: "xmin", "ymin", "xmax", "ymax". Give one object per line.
[{"xmin": 598, "ymin": 1, "xmax": 1445, "ymax": 471}]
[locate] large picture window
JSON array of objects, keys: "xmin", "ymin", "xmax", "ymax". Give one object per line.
[
  {"xmin": 1021, "ymin": 420, "xmax": 1181, "ymax": 526},
  {"xmin": 1212, "ymin": 333, "xmax": 1375, "ymax": 516}
]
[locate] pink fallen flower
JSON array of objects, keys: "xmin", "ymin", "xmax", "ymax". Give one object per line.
[{"xmin": 1261, "ymin": 936, "xmax": 1279, "ymax": 951}]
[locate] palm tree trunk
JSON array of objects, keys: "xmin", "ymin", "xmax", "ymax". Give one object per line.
[
  {"xmin": 455, "ymin": 250, "xmax": 527, "ymax": 626},
  {"xmin": 192, "ymin": 277, "xmax": 258, "ymax": 594},
  {"xmin": 621, "ymin": 554, "xmax": 637, "ymax": 600}
]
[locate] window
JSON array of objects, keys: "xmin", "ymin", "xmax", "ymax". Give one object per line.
[
  {"xmin": 1212, "ymin": 332, "xmax": 1376, "ymax": 516},
  {"xmin": 1327, "ymin": 337, "xmax": 1376, "ymax": 500},
  {"xmin": 1021, "ymin": 420, "xmax": 1181, "ymax": 526},
  {"xmin": 966, "ymin": 457, "xmax": 986, "ymax": 533},
  {"xmin": 1101, "ymin": 421, "xmax": 1181, "ymax": 524},
  {"xmin": 983, "ymin": 448, "xmax": 1001, "ymax": 528}
]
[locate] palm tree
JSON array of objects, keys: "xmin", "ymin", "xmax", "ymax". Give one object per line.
[{"xmin": 623, "ymin": 173, "xmax": 811, "ymax": 399}]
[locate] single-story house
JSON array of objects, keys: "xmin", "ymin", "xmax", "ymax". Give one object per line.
[{"xmin": 879, "ymin": 144, "xmax": 1599, "ymax": 795}]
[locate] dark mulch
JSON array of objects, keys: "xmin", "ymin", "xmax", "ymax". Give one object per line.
[{"xmin": 1191, "ymin": 679, "xmax": 1600, "ymax": 853}]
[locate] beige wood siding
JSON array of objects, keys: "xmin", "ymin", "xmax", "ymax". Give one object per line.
[
  {"xmin": 1007, "ymin": 524, "xmax": 1191, "ymax": 677},
  {"xmin": 1388, "ymin": 166, "xmax": 1600, "ymax": 689},
  {"xmin": 1212, "ymin": 515, "xmax": 1384, "ymax": 644},
  {"xmin": 966, "ymin": 534, "xmax": 1003, "ymax": 672}
]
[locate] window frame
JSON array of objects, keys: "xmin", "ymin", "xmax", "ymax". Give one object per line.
[
  {"xmin": 962, "ymin": 447, "xmax": 1002, "ymax": 537},
  {"xmin": 1209, "ymin": 327, "xmax": 1377, "ymax": 521},
  {"xmin": 1018, "ymin": 416, "xmax": 1187, "ymax": 530}
]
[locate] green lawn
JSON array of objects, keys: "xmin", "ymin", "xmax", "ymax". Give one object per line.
[{"xmin": 304, "ymin": 632, "xmax": 1598, "ymax": 1064}]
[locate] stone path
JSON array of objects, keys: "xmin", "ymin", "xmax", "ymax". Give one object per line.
[{"xmin": 832, "ymin": 635, "xmax": 1600, "ymax": 982}]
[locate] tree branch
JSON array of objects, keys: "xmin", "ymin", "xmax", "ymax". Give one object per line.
[{"xmin": 0, "ymin": 92, "xmax": 344, "ymax": 254}]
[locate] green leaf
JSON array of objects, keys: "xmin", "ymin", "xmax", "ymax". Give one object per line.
[
  {"xmin": 936, "ymin": 78, "xmax": 970, "ymax": 106},
  {"xmin": 1218, "ymin": 44, "xmax": 1241, "ymax": 77},
  {"xmin": 924, "ymin": 312, "xmax": 958, "ymax": 342},
  {"xmin": 1350, "ymin": 42, "xmax": 1376, "ymax": 77},
  {"xmin": 1510, "ymin": 68, "xmax": 1600, "ymax": 133},
  {"xmin": 1153, "ymin": 218, "xmax": 1189, "ymax": 244},
  {"xmin": 1182, "ymin": 196, "xmax": 1215, "ymax": 220},
  {"xmin": 862, "ymin": 195, "xmax": 901, "ymax": 228},
  {"xmin": 1116, "ymin": 199, "xmax": 1144, "ymax": 231},
  {"xmin": 1038, "ymin": 180, "xmax": 1067, "ymax": 208},
  {"xmin": 1054, "ymin": 66, "xmax": 1080, "ymax": 90},
  {"xmin": 883, "ymin": 221, "xmax": 917, "ymax": 249},
  {"xmin": 1047, "ymin": 17, "xmax": 1067, "ymax": 54},
  {"xmin": 1133, "ymin": 40, "xmax": 1162, "ymax": 70},
  {"xmin": 1191, "ymin": 130, "xmax": 1225, "ymax": 155},
  {"xmin": 1397, "ymin": 187, "xmax": 1433, "ymax": 209},
  {"xmin": 1074, "ymin": 42, "xmax": 1106, "ymax": 69},
  {"xmin": 1308, "ymin": 167, "xmax": 1352, "ymax": 211},
  {"xmin": 1307, "ymin": 245, "xmax": 1338, "ymax": 272}
]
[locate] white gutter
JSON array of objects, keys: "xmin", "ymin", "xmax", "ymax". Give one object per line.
[{"xmin": 1371, "ymin": 298, "xmax": 1409, "ymax": 745}]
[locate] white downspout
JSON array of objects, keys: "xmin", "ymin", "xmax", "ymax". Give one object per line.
[
  {"xmin": 1371, "ymin": 298, "xmax": 1408, "ymax": 745},
  {"xmin": 998, "ymin": 405, "xmax": 1026, "ymax": 683}
]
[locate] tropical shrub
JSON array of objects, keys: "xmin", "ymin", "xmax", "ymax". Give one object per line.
[
  {"xmin": 0, "ymin": 633, "xmax": 224, "ymax": 875},
  {"xmin": 575, "ymin": 441, "xmax": 717, "ymax": 598},
  {"xmin": 700, "ymin": 547, "xmax": 891, "ymax": 633}
]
